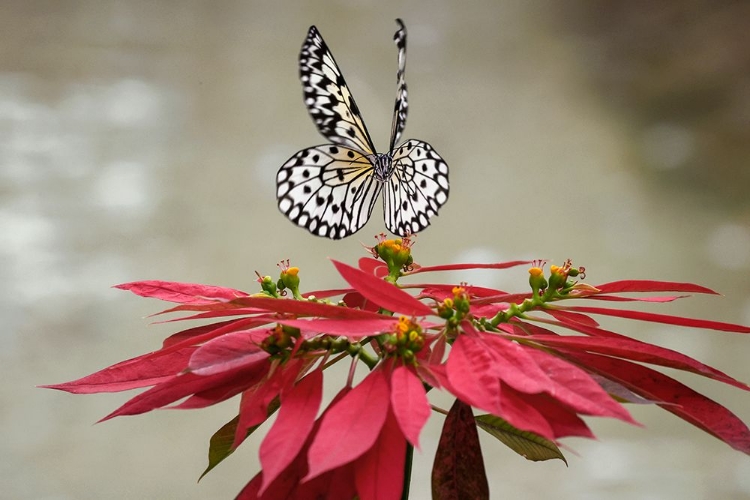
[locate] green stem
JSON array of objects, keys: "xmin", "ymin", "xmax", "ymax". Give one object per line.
[
  {"xmin": 488, "ymin": 294, "xmax": 549, "ymax": 328},
  {"xmin": 401, "ymin": 442, "xmax": 414, "ymax": 500},
  {"xmin": 345, "ymin": 341, "xmax": 379, "ymax": 370}
]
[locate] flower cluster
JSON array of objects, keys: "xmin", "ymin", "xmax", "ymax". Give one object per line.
[{"xmin": 44, "ymin": 236, "xmax": 750, "ymax": 499}]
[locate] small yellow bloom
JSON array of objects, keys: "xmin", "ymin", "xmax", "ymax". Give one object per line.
[
  {"xmin": 528, "ymin": 267, "xmax": 544, "ymax": 277},
  {"xmin": 284, "ymin": 266, "xmax": 299, "ymax": 277}
]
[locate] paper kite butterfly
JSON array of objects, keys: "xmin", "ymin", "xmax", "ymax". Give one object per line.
[{"xmin": 276, "ymin": 19, "xmax": 450, "ymax": 239}]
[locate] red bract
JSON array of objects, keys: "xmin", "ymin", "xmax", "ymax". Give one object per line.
[
  {"xmin": 258, "ymin": 369, "xmax": 323, "ymax": 493},
  {"xmin": 43, "ymin": 240, "xmax": 750, "ymax": 499},
  {"xmin": 390, "ymin": 364, "xmax": 431, "ymax": 449},
  {"xmin": 305, "ymin": 368, "xmax": 391, "ymax": 481}
]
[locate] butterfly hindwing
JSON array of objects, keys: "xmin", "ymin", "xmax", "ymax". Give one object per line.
[
  {"xmin": 383, "ymin": 140, "xmax": 450, "ymax": 236},
  {"xmin": 299, "ymin": 26, "xmax": 376, "ymax": 155},
  {"xmin": 277, "ymin": 145, "xmax": 382, "ymax": 239}
]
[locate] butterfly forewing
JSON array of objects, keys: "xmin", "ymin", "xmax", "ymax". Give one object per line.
[
  {"xmin": 389, "ymin": 19, "xmax": 409, "ymax": 151},
  {"xmin": 299, "ymin": 27, "xmax": 376, "ymax": 155},
  {"xmin": 383, "ymin": 140, "xmax": 450, "ymax": 236},
  {"xmin": 277, "ymin": 145, "xmax": 382, "ymax": 239}
]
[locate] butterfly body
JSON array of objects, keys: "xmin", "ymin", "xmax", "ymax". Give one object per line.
[
  {"xmin": 276, "ymin": 20, "xmax": 449, "ymax": 239},
  {"xmin": 370, "ymin": 152, "xmax": 395, "ymax": 182}
]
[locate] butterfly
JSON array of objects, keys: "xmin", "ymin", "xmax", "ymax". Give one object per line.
[{"xmin": 276, "ymin": 19, "xmax": 450, "ymax": 240}]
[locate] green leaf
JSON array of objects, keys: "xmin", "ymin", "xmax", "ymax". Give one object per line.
[
  {"xmin": 432, "ymin": 399, "xmax": 490, "ymax": 500},
  {"xmin": 199, "ymin": 397, "xmax": 281, "ymax": 481},
  {"xmin": 475, "ymin": 413, "xmax": 567, "ymax": 465}
]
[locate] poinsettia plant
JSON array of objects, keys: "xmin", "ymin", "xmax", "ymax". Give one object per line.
[{"xmin": 44, "ymin": 235, "xmax": 750, "ymax": 499}]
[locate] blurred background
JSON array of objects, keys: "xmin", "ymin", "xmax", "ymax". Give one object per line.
[{"xmin": 3, "ymin": 1, "xmax": 750, "ymax": 498}]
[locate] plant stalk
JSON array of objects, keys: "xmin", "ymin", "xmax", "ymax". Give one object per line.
[{"xmin": 401, "ymin": 442, "xmax": 414, "ymax": 499}]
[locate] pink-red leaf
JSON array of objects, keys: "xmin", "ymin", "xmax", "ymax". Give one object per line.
[
  {"xmin": 231, "ymin": 295, "xmax": 388, "ymax": 320},
  {"xmin": 162, "ymin": 319, "xmax": 243, "ymax": 347},
  {"xmin": 513, "ymin": 392, "xmax": 595, "ymax": 439},
  {"xmin": 154, "ymin": 307, "xmax": 269, "ymax": 322},
  {"xmin": 445, "ymin": 335, "xmax": 501, "ymax": 414},
  {"xmin": 358, "ymin": 257, "xmax": 389, "ymax": 277},
  {"xmin": 276, "ymin": 317, "xmax": 401, "ymax": 340},
  {"xmin": 114, "ymin": 280, "xmax": 246, "ymax": 304},
  {"xmin": 302, "ymin": 288, "xmax": 353, "ymax": 299},
  {"xmin": 472, "ymin": 329, "xmax": 552, "ymax": 395},
  {"xmin": 561, "ymin": 351, "xmax": 750, "ymax": 454},
  {"xmin": 236, "ymin": 471, "xmax": 264, "ymax": 500},
  {"xmin": 494, "ymin": 383, "xmax": 556, "ymax": 440},
  {"xmin": 238, "ymin": 387, "xmax": 354, "ymax": 499},
  {"xmin": 343, "ymin": 291, "xmax": 381, "ymax": 312},
  {"xmin": 544, "ymin": 308, "xmax": 600, "ymax": 328},
  {"xmin": 172, "ymin": 362, "xmax": 270, "ymax": 410},
  {"xmin": 594, "ymin": 280, "xmax": 718, "ymax": 295},
  {"xmin": 484, "ymin": 327, "xmax": 635, "ymax": 424},
  {"xmin": 162, "ymin": 317, "xmax": 274, "ymax": 348},
  {"xmin": 99, "ymin": 363, "xmax": 258, "ymax": 422},
  {"xmin": 390, "ymin": 365, "xmax": 430, "ymax": 449},
  {"xmin": 354, "ymin": 409, "xmax": 407, "ymax": 500},
  {"xmin": 155, "ymin": 296, "xmax": 384, "ymax": 321},
  {"xmin": 233, "ymin": 370, "xmax": 286, "ymax": 449},
  {"xmin": 427, "ymin": 334, "xmax": 447, "ymax": 365},
  {"xmin": 509, "ymin": 331, "xmax": 750, "ymax": 390},
  {"xmin": 432, "ymin": 399, "xmax": 489, "ymax": 500},
  {"xmin": 41, "ymin": 346, "xmax": 196, "ymax": 394},
  {"xmin": 589, "ymin": 295, "xmax": 684, "ymax": 303},
  {"xmin": 300, "ymin": 463, "xmax": 358, "ymax": 500},
  {"xmin": 408, "ymin": 260, "xmax": 532, "ymax": 275},
  {"xmin": 305, "ymin": 369, "xmax": 390, "ymax": 481},
  {"xmin": 332, "ymin": 260, "xmax": 434, "ymax": 317},
  {"xmin": 472, "ymin": 292, "xmax": 533, "ymax": 306},
  {"xmin": 188, "ymin": 331, "xmax": 270, "ymax": 376},
  {"xmin": 259, "ymin": 369, "xmax": 323, "ymax": 494},
  {"xmin": 414, "ymin": 284, "xmax": 506, "ymax": 300},
  {"xmin": 522, "ymin": 347, "xmax": 638, "ymax": 424},
  {"xmin": 559, "ymin": 305, "xmax": 750, "ymax": 333}
]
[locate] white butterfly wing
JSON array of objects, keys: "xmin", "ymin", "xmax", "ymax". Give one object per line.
[
  {"xmin": 389, "ymin": 19, "xmax": 409, "ymax": 151},
  {"xmin": 277, "ymin": 145, "xmax": 382, "ymax": 239},
  {"xmin": 299, "ymin": 26, "xmax": 376, "ymax": 155},
  {"xmin": 383, "ymin": 140, "xmax": 450, "ymax": 236}
]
